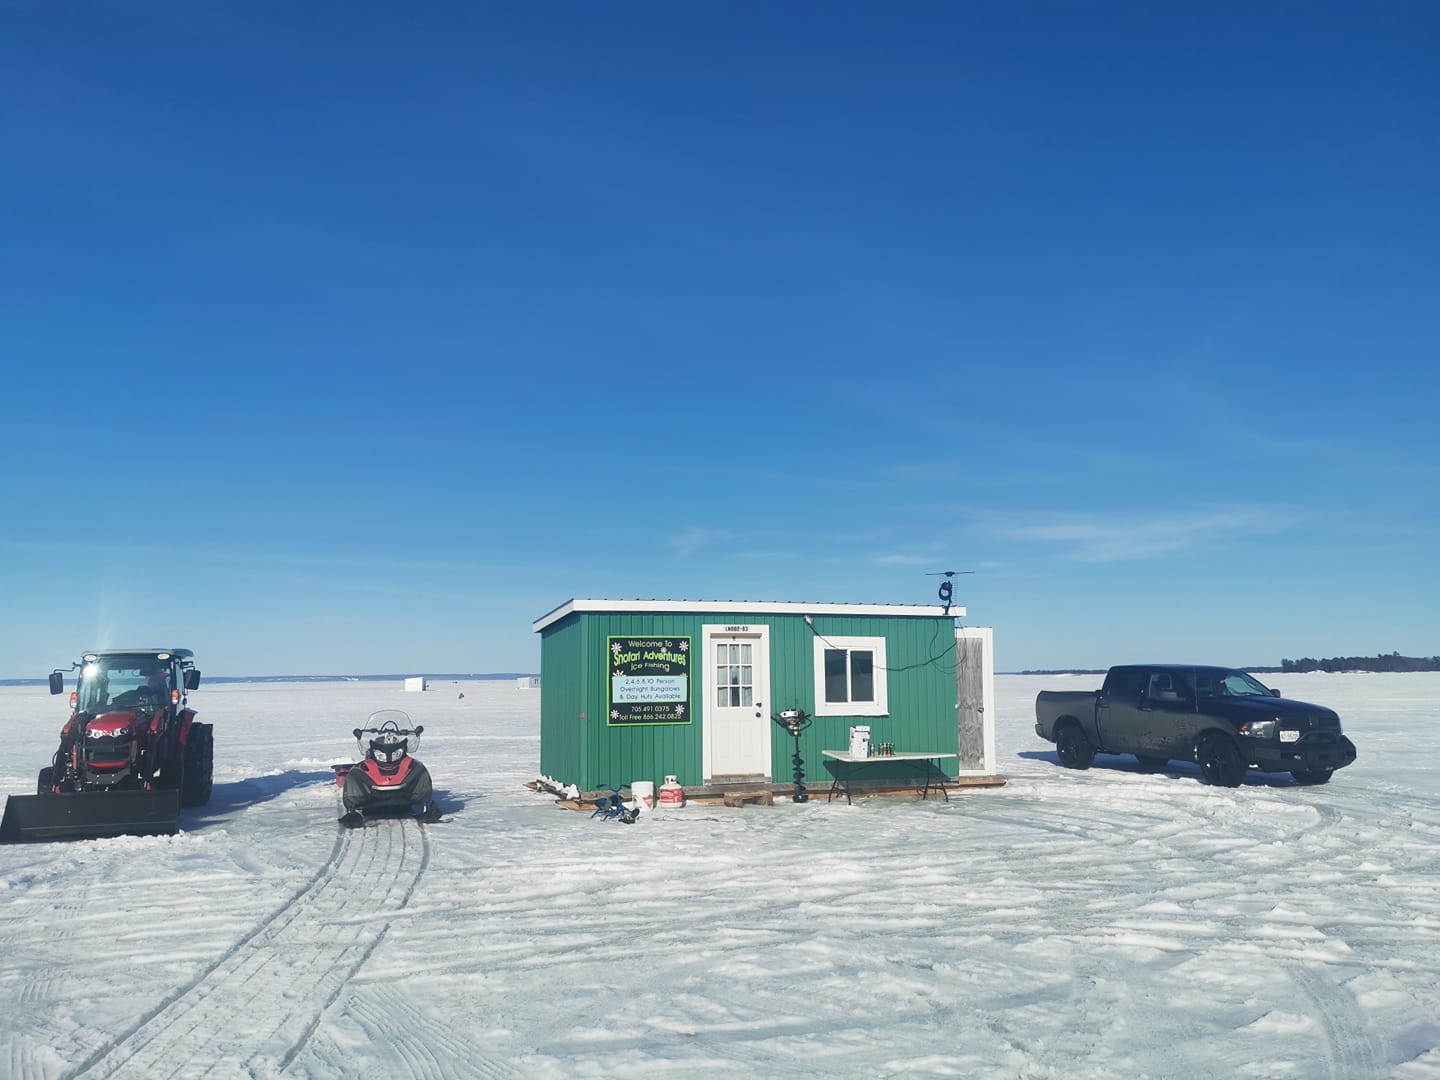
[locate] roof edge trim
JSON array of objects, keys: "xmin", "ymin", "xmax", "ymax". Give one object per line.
[{"xmin": 532, "ymin": 599, "xmax": 963, "ymax": 633}]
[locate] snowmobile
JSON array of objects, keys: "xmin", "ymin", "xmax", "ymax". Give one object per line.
[{"xmin": 331, "ymin": 711, "xmax": 442, "ymax": 828}]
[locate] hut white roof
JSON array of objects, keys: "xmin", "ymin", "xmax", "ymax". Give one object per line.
[{"xmin": 532, "ymin": 598, "xmax": 961, "ymax": 633}]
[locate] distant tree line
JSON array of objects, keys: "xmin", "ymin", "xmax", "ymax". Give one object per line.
[
  {"xmin": 1280, "ymin": 652, "xmax": 1440, "ymax": 674},
  {"xmin": 1015, "ymin": 654, "xmax": 1439, "ymax": 676}
]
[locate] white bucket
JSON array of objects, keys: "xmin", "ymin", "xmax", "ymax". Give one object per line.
[
  {"xmin": 849, "ymin": 725, "xmax": 872, "ymax": 758},
  {"xmin": 631, "ymin": 780, "xmax": 656, "ymax": 811}
]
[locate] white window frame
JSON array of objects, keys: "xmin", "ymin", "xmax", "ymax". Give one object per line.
[{"xmin": 812, "ymin": 635, "xmax": 888, "ymax": 717}]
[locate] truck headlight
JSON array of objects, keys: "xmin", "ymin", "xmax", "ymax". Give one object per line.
[{"xmin": 1238, "ymin": 720, "xmax": 1278, "ymax": 739}]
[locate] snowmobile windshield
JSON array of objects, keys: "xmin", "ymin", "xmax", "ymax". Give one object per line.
[
  {"xmin": 361, "ymin": 709, "xmax": 417, "ymax": 763},
  {"xmin": 366, "ymin": 709, "xmax": 414, "ymax": 730}
]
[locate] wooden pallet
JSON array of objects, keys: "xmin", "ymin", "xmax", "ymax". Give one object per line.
[
  {"xmin": 548, "ymin": 774, "xmax": 1005, "ymax": 810},
  {"xmin": 721, "ymin": 790, "xmax": 774, "ymax": 808}
]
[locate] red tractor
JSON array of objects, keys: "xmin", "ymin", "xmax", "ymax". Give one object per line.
[{"xmin": 0, "ymin": 648, "xmax": 213, "ymax": 843}]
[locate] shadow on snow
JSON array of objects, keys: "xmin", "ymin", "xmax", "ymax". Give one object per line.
[
  {"xmin": 180, "ymin": 769, "xmax": 469, "ymax": 831},
  {"xmin": 182, "ymin": 768, "xmax": 333, "ymax": 827},
  {"xmin": 1016, "ymin": 750, "xmax": 1304, "ymax": 787}
]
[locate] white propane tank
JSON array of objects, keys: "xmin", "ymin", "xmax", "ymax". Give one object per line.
[
  {"xmin": 849, "ymin": 725, "xmax": 872, "ymax": 758},
  {"xmin": 658, "ymin": 775, "xmax": 685, "ymax": 807},
  {"xmin": 631, "ymin": 780, "xmax": 656, "ymax": 811}
]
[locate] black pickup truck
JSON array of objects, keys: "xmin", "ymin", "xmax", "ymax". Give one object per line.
[{"xmin": 1034, "ymin": 665, "xmax": 1357, "ymax": 786}]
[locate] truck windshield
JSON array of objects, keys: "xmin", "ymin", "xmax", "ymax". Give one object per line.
[{"xmin": 1197, "ymin": 669, "xmax": 1273, "ymax": 698}]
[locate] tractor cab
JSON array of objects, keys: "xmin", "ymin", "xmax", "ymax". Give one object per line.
[{"xmin": 52, "ymin": 650, "xmax": 201, "ymax": 714}]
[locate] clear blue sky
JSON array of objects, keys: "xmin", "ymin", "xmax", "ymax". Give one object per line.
[{"xmin": 2, "ymin": 3, "xmax": 1436, "ymax": 677}]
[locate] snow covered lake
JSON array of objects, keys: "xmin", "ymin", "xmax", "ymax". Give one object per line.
[{"xmin": 2, "ymin": 671, "xmax": 1438, "ymax": 1079}]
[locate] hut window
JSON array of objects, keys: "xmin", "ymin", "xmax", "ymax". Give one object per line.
[
  {"xmin": 715, "ymin": 641, "xmax": 754, "ymax": 707},
  {"xmin": 812, "ymin": 635, "xmax": 889, "ymax": 717}
]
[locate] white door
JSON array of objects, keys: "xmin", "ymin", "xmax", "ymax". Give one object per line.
[{"xmin": 703, "ymin": 625, "xmax": 771, "ymax": 780}]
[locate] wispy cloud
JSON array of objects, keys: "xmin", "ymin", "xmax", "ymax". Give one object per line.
[
  {"xmin": 870, "ymin": 553, "xmax": 936, "ymax": 566},
  {"xmin": 996, "ymin": 507, "xmax": 1300, "ymax": 562},
  {"xmin": 669, "ymin": 527, "xmax": 738, "ymax": 556}
]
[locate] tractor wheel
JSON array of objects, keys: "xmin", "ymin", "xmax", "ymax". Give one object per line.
[
  {"xmin": 180, "ymin": 724, "xmax": 214, "ymax": 808},
  {"xmin": 37, "ymin": 767, "xmax": 54, "ymax": 794}
]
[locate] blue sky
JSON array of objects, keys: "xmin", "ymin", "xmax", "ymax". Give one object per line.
[{"xmin": 2, "ymin": 3, "xmax": 1436, "ymax": 676}]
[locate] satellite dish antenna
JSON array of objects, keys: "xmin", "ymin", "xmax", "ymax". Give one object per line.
[{"xmin": 925, "ymin": 570, "xmax": 974, "ymax": 615}]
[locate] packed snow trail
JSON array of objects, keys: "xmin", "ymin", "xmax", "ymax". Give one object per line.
[{"xmin": 73, "ymin": 817, "xmax": 429, "ymax": 1079}]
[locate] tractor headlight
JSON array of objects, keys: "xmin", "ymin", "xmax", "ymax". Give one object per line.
[{"xmin": 1238, "ymin": 720, "xmax": 1278, "ymax": 739}]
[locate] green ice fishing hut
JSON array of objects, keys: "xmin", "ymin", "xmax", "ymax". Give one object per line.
[{"xmin": 532, "ymin": 599, "xmax": 996, "ymax": 795}]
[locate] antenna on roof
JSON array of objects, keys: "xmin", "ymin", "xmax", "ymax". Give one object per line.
[{"xmin": 925, "ymin": 570, "xmax": 974, "ymax": 616}]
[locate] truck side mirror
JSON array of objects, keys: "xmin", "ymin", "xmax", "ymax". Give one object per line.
[
  {"xmin": 184, "ymin": 669, "xmax": 201, "ymax": 690},
  {"xmin": 1270, "ymin": 687, "xmax": 1280, "ymax": 697},
  {"xmin": 49, "ymin": 671, "xmax": 65, "ymax": 695}
]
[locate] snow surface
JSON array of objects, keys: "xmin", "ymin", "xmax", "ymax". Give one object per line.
[{"xmin": 2, "ymin": 672, "xmax": 1439, "ymax": 1079}]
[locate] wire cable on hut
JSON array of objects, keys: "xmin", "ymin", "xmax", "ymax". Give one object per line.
[{"xmin": 799, "ymin": 576, "xmax": 974, "ymax": 676}]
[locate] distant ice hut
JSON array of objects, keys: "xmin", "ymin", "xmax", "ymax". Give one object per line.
[{"xmin": 403, "ymin": 676, "xmax": 428, "ymax": 692}]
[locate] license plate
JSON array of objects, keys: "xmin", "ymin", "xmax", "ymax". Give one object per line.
[{"xmin": 1279, "ymin": 730, "xmax": 1300, "ymax": 743}]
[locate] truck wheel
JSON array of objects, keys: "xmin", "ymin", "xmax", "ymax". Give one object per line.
[
  {"xmin": 1291, "ymin": 769, "xmax": 1333, "ymax": 785},
  {"xmin": 1195, "ymin": 732, "xmax": 1246, "ymax": 787},
  {"xmin": 37, "ymin": 767, "xmax": 54, "ymax": 794},
  {"xmin": 180, "ymin": 724, "xmax": 214, "ymax": 808},
  {"xmin": 1055, "ymin": 722, "xmax": 1095, "ymax": 769}
]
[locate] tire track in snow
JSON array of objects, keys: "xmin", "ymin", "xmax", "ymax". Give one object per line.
[
  {"xmin": 330, "ymin": 983, "xmax": 522, "ymax": 1080},
  {"xmin": 1287, "ymin": 963, "xmax": 1387, "ymax": 1079},
  {"xmin": 6, "ymin": 1036, "xmax": 52, "ymax": 1080},
  {"xmin": 69, "ymin": 818, "xmax": 429, "ymax": 1079},
  {"xmin": 63, "ymin": 825, "xmax": 353, "ymax": 1079},
  {"xmin": 1, "ymin": 873, "xmax": 100, "ymax": 1070}
]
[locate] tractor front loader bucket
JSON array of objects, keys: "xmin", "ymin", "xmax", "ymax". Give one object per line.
[{"xmin": 0, "ymin": 790, "xmax": 182, "ymax": 844}]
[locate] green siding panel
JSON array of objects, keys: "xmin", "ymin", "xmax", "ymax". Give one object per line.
[
  {"xmin": 581, "ymin": 613, "xmax": 704, "ymax": 792},
  {"xmin": 793, "ymin": 614, "xmax": 961, "ymax": 785},
  {"xmin": 539, "ymin": 608, "xmax": 961, "ymax": 792},
  {"xmin": 538, "ymin": 615, "xmax": 584, "ymax": 785}
]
